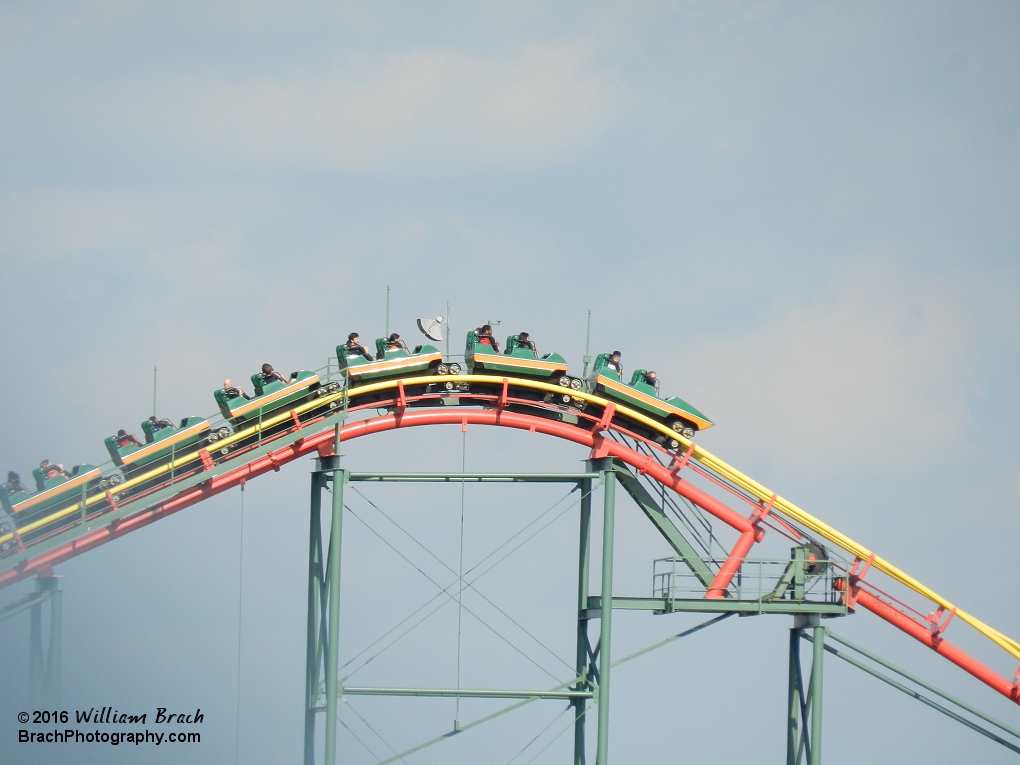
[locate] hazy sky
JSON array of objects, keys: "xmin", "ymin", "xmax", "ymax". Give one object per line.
[{"xmin": 2, "ymin": 3, "xmax": 1019, "ymax": 763}]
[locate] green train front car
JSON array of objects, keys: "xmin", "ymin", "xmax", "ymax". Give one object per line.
[{"xmin": 588, "ymin": 353, "xmax": 714, "ymax": 439}]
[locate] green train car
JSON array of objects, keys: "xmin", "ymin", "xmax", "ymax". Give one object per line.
[
  {"xmin": 337, "ymin": 338, "xmax": 447, "ymax": 386},
  {"xmin": 104, "ymin": 416, "xmax": 222, "ymax": 478},
  {"xmin": 466, "ymin": 330, "xmax": 561, "ymax": 377},
  {"xmin": 465, "ymin": 330, "xmax": 584, "ymax": 394},
  {"xmin": 588, "ymin": 353, "xmax": 713, "ymax": 441},
  {"xmin": 215, "ymin": 371, "xmax": 337, "ymax": 426},
  {"xmin": 0, "ymin": 463, "xmax": 103, "ymax": 519}
]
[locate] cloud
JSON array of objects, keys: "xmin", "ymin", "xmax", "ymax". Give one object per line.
[
  {"xmin": 687, "ymin": 258, "xmax": 1014, "ymax": 474},
  {"xmin": 3, "ymin": 41, "xmax": 627, "ymax": 176}
]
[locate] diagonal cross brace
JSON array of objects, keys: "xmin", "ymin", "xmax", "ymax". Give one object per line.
[{"xmin": 611, "ymin": 460, "xmax": 717, "ymax": 589}]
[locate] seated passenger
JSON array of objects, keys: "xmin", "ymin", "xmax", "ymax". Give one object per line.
[
  {"xmin": 343, "ymin": 333, "xmax": 374, "ymax": 362},
  {"xmin": 222, "ymin": 379, "xmax": 251, "ymax": 400},
  {"xmin": 39, "ymin": 460, "xmax": 71, "ymax": 482},
  {"xmin": 605, "ymin": 351, "xmax": 623, "ymax": 376},
  {"xmin": 515, "ymin": 332, "xmax": 537, "ymax": 355},
  {"xmin": 3, "ymin": 471, "xmax": 27, "ymax": 495},
  {"xmin": 476, "ymin": 325, "xmax": 501, "ymax": 353},
  {"xmin": 385, "ymin": 333, "xmax": 409, "ymax": 353},
  {"xmin": 115, "ymin": 429, "xmax": 142, "ymax": 448},
  {"xmin": 147, "ymin": 416, "xmax": 176, "ymax": 432},
  {"xmin": 260, "ymin": 363, "xmax": 288, "ymax": 385},
  {"xmin": 643, "ymin": 370, "xmax": 660, "ymax": 394}
]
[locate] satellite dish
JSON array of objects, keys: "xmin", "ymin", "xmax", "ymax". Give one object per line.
[{"xmin": 416, "ymin": 315, "xmax": 445, "ymax": 342}]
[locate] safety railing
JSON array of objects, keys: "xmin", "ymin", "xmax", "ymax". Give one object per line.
[{"xmin": 653, "ymin": 556, "xmax": 847, "ymax": 605}]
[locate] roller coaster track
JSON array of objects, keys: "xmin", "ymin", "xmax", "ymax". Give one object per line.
[{"xmin": 2, "ymin": 374, "xmax": 1019, "ymax": 707}]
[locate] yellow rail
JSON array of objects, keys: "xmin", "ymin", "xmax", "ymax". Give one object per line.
[{"xmin": 5, "ymin": 373, "xmax": 1018, "ymax": 663}]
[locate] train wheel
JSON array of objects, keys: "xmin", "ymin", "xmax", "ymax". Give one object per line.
[
  {"xmin": 207, "ymin": 432, "xmax": 219, "ymax": 443},
  {"xmin": 437, "ymin": 363, "xmax": 449, "ymax": 375},
  {"xmin": 569, "ymin": 377, "xmax": 583, "ymax": 390},
  {"xmin": 218, "ymin": 427, "xmax": 230, "ymax": 439},
  {"xmin": 557, "ymin": 376, "xmax": 571, "ymax": 388},
  {"xmin": 448, "ymin": 363, "xmax": 462, "ymax": 375},
  {"xmin": 109, "ymin": 474, "xmax": 123, "ymax": 486},
  {"xmin": 671, "ymin": 420, "xmax": 696, "ymax": 440}
]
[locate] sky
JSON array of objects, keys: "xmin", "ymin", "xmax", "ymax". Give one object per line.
[{"xmin": 1, "ymin": 1, "xmax": 1019, "ymax": 763}]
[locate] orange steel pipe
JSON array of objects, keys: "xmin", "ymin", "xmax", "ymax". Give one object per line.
[
  {"xmin": 840, "ymin": 583, "xmax": 1020, "ymax": 705},
  {"xmin": 706, "ymin": 530, "xmax": 756, "ymax": 599},
  {"xmin": 0, "ymin": 408, "xmax": 754, "ymax": 588}
]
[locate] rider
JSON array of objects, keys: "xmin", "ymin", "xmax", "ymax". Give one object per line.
[
  {"xmin": 115, "ymin": 429, "xmax": 143, "ymax": 448},
  {"xmin": 38, "ymin": 460, "xmax": 70, "ymax": 481},
  {"xmin": 147, "ymin": 415, "xmax": 176, "ymax": 432},
  {"xmin": 642, "ymin": 370, "xmax": 660, "ymax": 394},
  {"xmin": 385, "ymin": 333, "xmax": 409, "ymax": 353},
  {"xmin": 260, "ymin": 363, "xmax": 288, "ymax": 385},
  {"xmin": 343, "ymin": 333, "xmax": 374, "ymax": 362},
  {"xmin": 515, "ymin": 332, "xmax": 537, "ymax": 355},
  {"xmin": 605, "ymin": 351, "xmax": 623, "ymax": 376},
  {"xmin": 222, "ymin": 379, "xmax": 251, "ymax": 400},
  {"xmin": 3, "ymin": 471, "xmax": 27, "ymax": 495},
  {"xmin": 476, "ymin": 325, "xmax": 501, "ymax": 353}
]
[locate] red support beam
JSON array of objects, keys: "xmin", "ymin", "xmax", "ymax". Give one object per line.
[
  {"xmin": 0, "ymin": 408, "xmax": 754, "ymax": 588},
  {"xmin": 705, "ymin": 530, "xmax": 756, "ymax": 599},
  {"xmin": 842, "ymin": 584, "xmax": 1020, "ymax": 705},
  {"xmin": 3, "ymin": 401, "xmax": 1017, "ymax": 706}
]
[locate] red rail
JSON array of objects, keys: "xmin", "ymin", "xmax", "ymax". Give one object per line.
[{"xmin": 3, "ymin": 406, "xmax": 1017, "ymax": 705}]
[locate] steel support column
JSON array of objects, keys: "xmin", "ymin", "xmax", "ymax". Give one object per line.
[
  {"xmin": 594, "ymin": 458, "xmax": 615, "ymax": 765},
  {"xmin": 809, "ymin": 623, "xmax": 824, "ymax": 765},
  {"xmin": 324, "ymin": 463, "xmax": 346, "ymax": 765},
  {"xmin": 787, "ymin": 627, "xmax": 801, "ymax": 765},
  {"xmin": 28, "ymin": 575, "xmax": 61, "ymax": 703},
  {"xmin": 304, "ymin": 471, "xmax": 325, "ymax": 765},
  {"xmin": 574, "ymin": 477, "xmax": 593, "ymax": 765},
  {"xmin": 47, "ymin": 580, "xmax": 61, "ymax": 702},
  {"xmin": 303, "ymin": 449, "xmax": 347, "ymax": 765},
  {"xmin": 787, "ymin": 615, "xmax": 824, "ymax": 765}
]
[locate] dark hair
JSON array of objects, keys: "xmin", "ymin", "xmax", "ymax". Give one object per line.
[
  {"xmin": 117, "ymin": 429, "xmax": 128, "ymax": 437},
  {"xmin": 148, "ymin": 416, "xmax": 157, "ymax": 423},
  {"xmin": 348, "ymin": 332, "xmax": 359, "ymax": 342},
  {"xmin": 7, "ymin": 471, "xmax": 17, "ymax": 481},
  {"xmin": 262, "ymin": 363, "xmax": 273, "ymax": 373},
  {"xmin": 611, "ymin": 350, "xmax": 621, "ymax": 358},
  {"xmin": 388, "ymin": 333, "xmax": 400, "ymax": 341},
  {"xmin": 480, "ymin": 324, "xmax": 492, "ymax": 333},
  {"xmin": 519, "ymin": 332, "xmax": 529, "ymax": 339}
]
